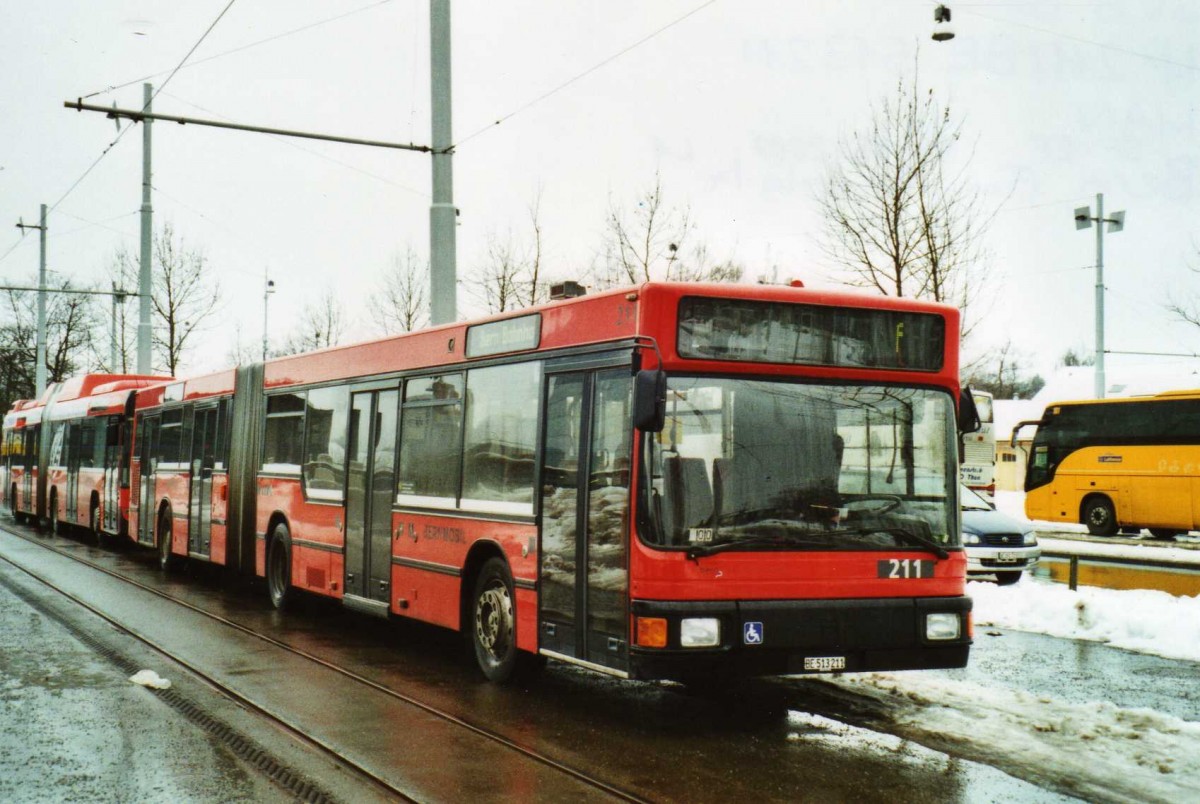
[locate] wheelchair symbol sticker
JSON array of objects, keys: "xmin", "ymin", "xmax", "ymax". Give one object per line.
[{"xmin": 744, "ymin": 621, "xmax": 764, "ymax": 645}]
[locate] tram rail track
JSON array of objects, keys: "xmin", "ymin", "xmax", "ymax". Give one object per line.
[{"xmin": 0, "ymin": 520, "xmax": 646, "ymax": 803}]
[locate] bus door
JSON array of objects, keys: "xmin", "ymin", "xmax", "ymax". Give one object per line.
[
  {"xmin": 188, "ymin": 405, "xmax": 219, "ymax": 558},
  {"xmin": 344, "ymin": 388, "xmax": 398, "ymax": 606},
  {"xmin": 101, "ymin": 418, "xmax": 122, "ymax": 533},
  {"xmin": 65, "ymin": 422, "xmax": 83, "ymax": 523},
  {"xmin": 539, "ymin": 368, "xmax": 633, "ymax": 673},
  {"xmin": 21, "ymin": 426, "xmax": 38, "ymax": 513},
  {"xmin": 137, "ymin": 415, "xmax": 160, "ymax": 546}
]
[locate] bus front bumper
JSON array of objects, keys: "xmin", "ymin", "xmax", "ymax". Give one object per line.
[{"xmin": 628, "ymin": 596, "xmax": 972, "ymax": 681}]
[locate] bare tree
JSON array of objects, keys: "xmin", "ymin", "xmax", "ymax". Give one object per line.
[
  {"xmin": 469, "ymin": 192, "xmax": 552, "ymax": 314},
  {"xmin": 964, "ymin": 339, "xmax": 1044, "ymax": 400},
  {"xmin": 226, "ymin": 323, "xmax": 264, "ymax": 365},
  {"xmin": 0, "ymin": 277, "xmax": 98, "ymax": 412},
  {"xmin": 279, "ymin": 290, "xmax": 346, "ymax": 355},
  {"xmin": 370, "ymin": 246, "xmax": 429, "ymax": 334},
  {"xmin": 1166, "ymin": 253, "xmax": 1200, "ymax": 330},
  {"xmin": 819, "ymin": 63, "xmax": 990, "ymax": 332},
  {"xmin": 148, "ymin": 222, "xmax": 221, "ymax": 374},
  {"xmin": 1059, "ymin": 346, "xmax": 1095, "ymax": 368},
  {"xmin": 595, "ymin": 172, "xmax": 743, "ymax": 287},
  {"xmin": 96, "ymin": 250, "xmax": 139, "ymax": 373}
]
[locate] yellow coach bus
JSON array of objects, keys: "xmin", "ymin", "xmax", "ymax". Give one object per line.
[{"xmin": 1011, "ymin": 390, "xmax": 1200, "ymax": 539}]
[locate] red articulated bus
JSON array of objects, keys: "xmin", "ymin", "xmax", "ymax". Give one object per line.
[
  {"xmin": 12, "ymin": 282, "xmax": 978, "ymax": 683},
  {"xmin": 3, "ymin": 375, "xmax": 166, "ymax": 536},
  {"xmin": 3, "ymin": 396, "xmax": 45, "ymax": 524}
]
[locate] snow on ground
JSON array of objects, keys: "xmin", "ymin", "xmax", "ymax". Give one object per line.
[
  {"xmin": 981, "ymin": 489, "xmax": 1200, "ymax": 660},
  {"xmin": 969, "ymin": 578, "xmax": 1200, "ymax": 663},
  {"xmin": 812, "ymin": 496, "xmax": 1200, "ymax": 802},
  {"xmin": 821, "ymin": 670, "xmax": 1200, "ymax": 804},
  {"xmin": 816, "ymin": 576, "xmax": 1200, "ymax": 802}
]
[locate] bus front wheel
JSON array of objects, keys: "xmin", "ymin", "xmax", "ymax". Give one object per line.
[
  {"xmin": 1083, "ymin": 496, "xmax": 1118, "ymax": 537},
  {"xmin": 470, "ymin": 558, "xmax": 542, "ymax": 683}
]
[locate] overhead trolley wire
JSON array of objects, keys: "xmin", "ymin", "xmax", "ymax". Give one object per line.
[
  {"xmin": 0, "ymin": 0, "xmax": 242, "ymax": 272},
  {"xmin": 962, "ymin": 9, "xmax": 1200, "ymax": 73},
  {"xmin": 454, "ymin": 0, "xmax": 721, "ymax": 150},
  {"xmin": 80, "ymin": 1, "xmax": 396, "ymax": 101}
]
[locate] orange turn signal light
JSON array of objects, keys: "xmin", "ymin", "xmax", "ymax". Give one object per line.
[
  {"xmin": 635, "ymin": 617, "xmax": 668, "ymax": 648},
  {"xmin": 967, "ymin": 611, "xmax": 975, "ymax": 639}
]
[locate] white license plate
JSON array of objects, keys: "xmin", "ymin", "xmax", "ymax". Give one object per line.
[
  {"xmin": 804, "ymin": 656, "xmax": 846, "ymax": 672},
  {"xmin": 994, "ymin": 556, "xmax": 1020, "ymax": 564}
]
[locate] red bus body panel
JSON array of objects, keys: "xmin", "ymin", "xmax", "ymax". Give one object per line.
[{"xmin": 9, "ymin": 284, "xmax": 969, "ymax": 678}]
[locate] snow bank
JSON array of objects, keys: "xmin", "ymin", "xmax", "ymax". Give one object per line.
[
  {"xmin": 823, "ymin": 671, "xmax": 1200, "ymax": 804},
  {"xmin": 969, "ymin": 578, "xmax": 1200, "ymax": 663}
]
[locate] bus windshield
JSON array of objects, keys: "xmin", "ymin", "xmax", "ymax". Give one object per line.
[{"xmin": 641, "ymin": 378, "xmax": 959, "ymax": 554}]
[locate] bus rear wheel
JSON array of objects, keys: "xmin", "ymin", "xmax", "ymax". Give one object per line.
[
  {"xmin": 266, "ymin": 523, "xmax": 293, "ymax": 611},
  {"xmin": 1083, "ymin": 496, "xmax": 1118, "ymax": 537},
  {"xmin": 48, "ymin": 490, "xmax": 61, "ymax": 536},
  {"xmin": 1148, "ymin": 528, "xmax": 1178, "ymax": 541},
  {"xmin": 158, "ymin": 509, "xmax": 179, "ymax": 571},
  {"xmin": 90, "ymin": 501, "xmax": 105, "ymax": 547}
]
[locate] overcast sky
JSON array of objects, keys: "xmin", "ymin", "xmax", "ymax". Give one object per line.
[{"xmin": 2, "ymin": 1, "xmax": 1198, "ymax": 379}]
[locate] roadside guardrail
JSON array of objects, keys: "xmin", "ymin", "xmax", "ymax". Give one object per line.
[{"xmin": 1035, "ymin": 532, "xmax": 1200, "ymax": 595}]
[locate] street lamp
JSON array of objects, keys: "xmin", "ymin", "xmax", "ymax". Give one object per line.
[
  {"xmin": 263, "ymin": 273, "xmax": 275, "ymax": 362},
  {"xmin": 1074, "ymin": 194, "xmax": 1126, "ymax": 399},
  {"xmin": 932, "ymin": 4, "xmax": 955, "ymax": 42}
]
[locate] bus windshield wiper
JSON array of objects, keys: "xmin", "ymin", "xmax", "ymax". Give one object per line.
[
  {"xmin": 837, "ymin": 526, "xmax": 950, "ymax": 560},
  {"xmin": 686, "ymin": 533, "xmax": 827, "ymax": 559}
]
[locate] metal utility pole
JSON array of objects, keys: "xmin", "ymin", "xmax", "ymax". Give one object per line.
[
  {"xmin": 66, "ymin": 7, "xmax": 460, "ymax": 332},
  {"xmin": 263, "ymin": 271, "xmax": 275, "ymax": 361},
  {"xmin": 111, "ymin": 283, "xmax": 128, "ymax": 371},
  {"xmin": 429, "ymin": 0, "xmax": 457, "ymax": 325},
  {"xmin": 15, "ymin": 205, "xmax": 48, "ymax": 396},
  {"xmin": 138, "ymin": 83, "xmax": 154, "ymax": 373},
  {"xmin": 1074, "ymin": 194, "xmax": 1126, "ymax": 399}
]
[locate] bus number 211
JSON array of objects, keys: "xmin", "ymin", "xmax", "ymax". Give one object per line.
[{"xmin": 877, "ymin": 559, "xmax": 934, "ymax": 579}]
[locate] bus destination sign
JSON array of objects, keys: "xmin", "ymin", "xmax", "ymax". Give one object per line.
[{"xmin": 465, "ymin": 313, "xmax": 542, "ymax": 358}]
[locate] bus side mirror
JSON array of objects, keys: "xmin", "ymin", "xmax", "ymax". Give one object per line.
[
  {"xmin": 633, "ymin": 370, "xmax": 667, "ymax": 433},
  {"xmin": 958, "ymin": 386, "xmax": 982, "ymax": 434},
  {"xmin": 1010, "ymin": 420, "xmax": 1043, "ymax": 448}
]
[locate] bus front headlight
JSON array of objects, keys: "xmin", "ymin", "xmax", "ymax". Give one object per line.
[
  {"xmin": 926, "ymin": 612, "xmax": 961, "ymax": 641},
  {"xmin": 680, "ymin": 617, "xmax": 721, "ymax": 648}
]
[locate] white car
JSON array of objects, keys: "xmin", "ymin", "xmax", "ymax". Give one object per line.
[{"xmin": 961, "ymin": 485, "xmax": 1040, "ymax": 585}]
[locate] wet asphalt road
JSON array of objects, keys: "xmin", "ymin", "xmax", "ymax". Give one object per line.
[
  {"xmin": 951, "ymin": 627, "xmax": 1200, "ymax": 722},
  {"xmin": 0, "ymin": 553, "xmax": 394, "ymax": 804},
  {"xmin": 7, "ymin": 521, "xmax": 1184, "ymax": 802}
]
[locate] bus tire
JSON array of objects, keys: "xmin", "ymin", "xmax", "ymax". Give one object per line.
[
  {"xmin": 1148, "ymin": 528, "xmax": 1178, "ymax": 541},
  {"xmin": 470, "ymin": 557, "xmax": 539, "ymax": 683},
  {"xmin": 266, "ymin": 523, "xmax": 293, "ymax": 611},
  {"xmin": 48, "ymin": 490, "xmax": 61, "ymax": 536},
  {"xmin": 1082, "ymin": 496, "xmax": 1118, "ymax": 537},
  {"xmin": 994, "ymin": 571, "xmax": 1022, "ymax": 586},
  {"xmin": 90, "ymin": 500, "xmax": 105, "ymax": 547},
  {"xmin": 158, "ymin": 508, "xmax": 179, "ymax": 571}
]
